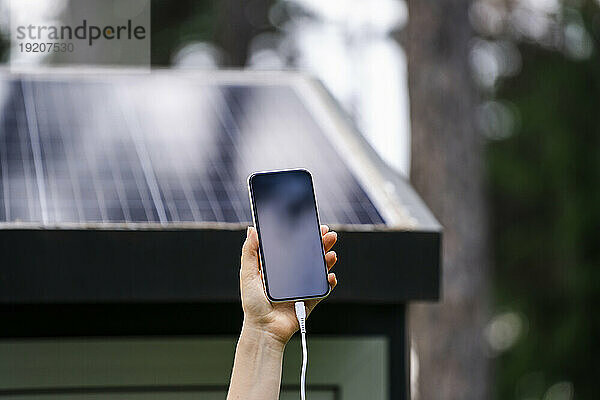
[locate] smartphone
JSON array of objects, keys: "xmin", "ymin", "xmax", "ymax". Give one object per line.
[{"xmin": 247, "ymin": 168, "xmax": 330, "ymax": 302}]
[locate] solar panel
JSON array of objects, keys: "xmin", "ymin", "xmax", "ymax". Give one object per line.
[{"xmin": 0, "ymin": 72, "xmax": 387, "ymax": 226}]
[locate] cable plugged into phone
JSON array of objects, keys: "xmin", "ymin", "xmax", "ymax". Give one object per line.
[{"xmin": 295, "ymin": 301, "xmax": 308, "ymax": 400}]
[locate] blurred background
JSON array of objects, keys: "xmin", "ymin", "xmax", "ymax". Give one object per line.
[{"xmin": 0, "ymin": 0, "xmax": 598, "ymax": 399}]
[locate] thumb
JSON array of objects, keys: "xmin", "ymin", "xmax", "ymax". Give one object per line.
[{"xmin": 241, "ymin": 226, "xmax": 259, "ymax": 276}]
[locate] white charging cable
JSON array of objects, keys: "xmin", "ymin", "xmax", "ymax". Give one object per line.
[{"xmin": 294, "ymin": 301, "xmax": 308, "ymax": 400}]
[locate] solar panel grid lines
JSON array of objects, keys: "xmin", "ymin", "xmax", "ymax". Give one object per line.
[
  {"xmin": 21, "ymin": 80, "xmax": 49, "ymax": 225},
  {"xmin": 87, "ymin": 82, "xmax": 157, "ymax": 222},
  {"xmin": 220, "ymin": 85, "xmax": 274, "ymax": 222},
  {"xmin": 134, "ymin": 83, "xmax": 209, "ymax": 222},
  {"xmin": 0, "ymin": 83, "xmax": 10, "ymax": 222},
  {"xmin": 1, "ymin": 82, "xmax": 42, "ymax": 222},
  {"xmin": 44, "ymin": 82, "xmax": 128, "ymax": 222},
  {"xmin": 117, "ymin": 86, "xmax": 168, "ymax": 225},
  {"xmin": 37, "ymin": 81, "xmax": 150, "ymax": 223},
  {"xmin": 85, "ymin": 83, "xmax": 132, "ymax": 222},
  {"xmin": 33, "ymin": 82, "xmax": 66, "ymax": 224},
  {"xmin": 0, "ymin": 73, "xmax": 385, "ymax": 227},
  {"xmin": 47, "ymin": 81, "xmax": 85, "ymax": 222},
  {"xmin": 195, "ymin": 88, "xmax": 245, "ymax": 223},
  {"xmin": 254, "ymin": 85, "xmax": 363, "ymax": 225},
  {"xmin": 96, "ymin": 92, "xmax": 133, "ymax": 223},
  {"xmin": 133, "ymin": 82, "xmax": 233, "ymax": 223},
  {"xmin": 74, "ymin": 85, "xmax": 110, "ymax": 223},
  {"xmin": 214, "ymin": 87, "xmax": 255, "ymax": 221}
]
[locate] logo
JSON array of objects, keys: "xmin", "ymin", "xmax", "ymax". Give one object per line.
[
  {"xmin": 16, "ymin": 20, "xmax": 147, "ymax": 46},
  {"xmin": 10, "ymin": 0, "xmax": 151, "ymax": 70}
]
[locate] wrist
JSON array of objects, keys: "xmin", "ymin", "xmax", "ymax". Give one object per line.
[{"xmin": 241, "ymin": 319, "xmax": 288, "ymax": 351}]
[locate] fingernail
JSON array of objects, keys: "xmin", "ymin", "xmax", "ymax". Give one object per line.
[{"xmin": 247, "ymin": 226, "xmax": 251, "ymax": 237}]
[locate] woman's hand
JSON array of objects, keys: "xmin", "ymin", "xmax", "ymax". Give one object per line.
[
  {"xmin": 239, "ymin": 225, "xmax": 338, "ymax": 345},
  {"xmin": 227, "ymin": 225, "xmax": 337, "ymax": 400}
]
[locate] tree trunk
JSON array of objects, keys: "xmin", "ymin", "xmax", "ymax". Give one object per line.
[{"xmin": 405, "ymin": 1, "xmax": 490, "ymax": 399}]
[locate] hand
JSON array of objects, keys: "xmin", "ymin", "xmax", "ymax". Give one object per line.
[{"xmin": 239, "ymin": 225, "xmax": 338, "ymax": 345}]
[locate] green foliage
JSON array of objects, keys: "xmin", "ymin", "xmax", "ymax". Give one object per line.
[
  {"xmin": 151, "ymin": 0, "xmax": 217, "ymax": 66},
  {"xmin": 488, "ymin": 5, "xmax": 600, "ymax": 399}
]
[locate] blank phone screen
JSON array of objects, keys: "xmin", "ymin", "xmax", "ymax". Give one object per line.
[{"xmin": 249, "ymin": 170, "xmax": 329, "ymax": 301}]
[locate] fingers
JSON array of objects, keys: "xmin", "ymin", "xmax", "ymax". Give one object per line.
[
  {"xmin": 322, "ymin": 227, "xmax": 337, "ymax": 270},
  {"xmin": 305, "ymin": 272, "xmax": 338, "ymax": 316},
  {"xmin": 325, "ymin": 250, "xmax": 337, "ymax": 270},
  {"xmin": 323, "ymin": 231, "xmax": 337, "ymax": 252},
  {"xmin": 327, "ymin": 272, "xmax": 337, "ymax": 289},
  {"xmin": 240, "ymin": 226, "xmax": 259, "ymax": 277}
]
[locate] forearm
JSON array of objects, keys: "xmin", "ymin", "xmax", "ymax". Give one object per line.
[{"xmin": 227, "ymin": 321, "xmax": 286, "ymax": 400}]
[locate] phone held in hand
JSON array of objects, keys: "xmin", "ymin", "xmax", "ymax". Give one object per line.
[{"xmin": 247, "ymin": 168, "xmax": 330, "ymax": 303}]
